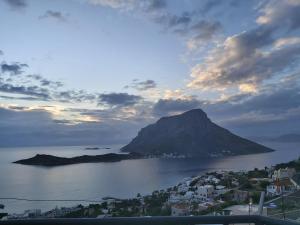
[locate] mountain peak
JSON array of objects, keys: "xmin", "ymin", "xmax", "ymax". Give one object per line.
[
  {"xmin": 181, "ymin": 108, "xmax": 208, "ymax": 118},
  {"xmin": 121, "ymin": 109, "xmax": 274, "ymax": 157},
  {"xmin": 158, "ymin": 108, "xmax": 209, "ymax": 123}
]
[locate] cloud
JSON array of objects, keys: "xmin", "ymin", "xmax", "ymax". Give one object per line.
[
  {"xmin": 274, "ymin": 37, "xmax": 300, "ymax": 48},
  {"xmin": 88, "ymin": 0, "xmax": 136, "ymax": 9},
  {"xmin": 89, "ymin": 0, "xmax": 222, "ymax": 48},
  {"xmin": 0, "ymin": 95, "xmax": 40, "ymax": 101},
  {"xmin": 197, "ymin": 74, "xmax": 300, "ymax": 136},
  {"xmin": 0, "ymin": 50, "xmax": 3, "ymax": 56},
  {"xmin": 186, "ymin": 0, "xmax": 300, "ymax": 91},
  {"xmin": 189, "ymin": 39, "xmax": 300, "ymax": 90},
  {"xmin": 26, "ymin": 74, "xmax": 63, "ymax": 88},
  {"xmin": 1, "ymin": 73, "xmax": 299, "ymax": 146},
  {"xmin": 98, "ymin": 92, "xmax": 142, "ymax": 107},
  {"xmin": 1, "ymin": 62, "xmax": 28, "ymax": 75},
  {"xmin": 55, "ymin": 90, "xmax": 97, "ymax": 103},
  {"xmin": 152, "ymin": 98, "xmax": 202, "ymax": 116},
  {"xmin": 0, "ymin": 106, "xmax": 148, "ymax": 147},
  {"xmin": 0, "ymin": 83, "xmax": 50, "ymax": 99},
  {"xmin": 154, "ymin": 12, "xmax": 192, "ymax": 31},
  {"xmin": 3, "ymin": 0, "xmax": 27, "ymax": 9},
  {"xmin": 0, "ymin": 59, "xmax": 99, "ymax": 103},
  {"xmin": 125, "ymin": 79, "xmax": 157, "ymax": 91},
  {"xmin": 186, "ymin": 20, "xmax": 222, "ymax": 50},
  {"xmin": 39, "ymin": 10, "xmax": 68, "ymax": 22},
  {"xmin": 199, "ymin": 0, "xmax": 223, "ymax": 15},
  {"xmin": 145, "ymin": 0, "xmax": 166, "ymax": 12},
  {"xmin": 89, "ymin": 0, "xmax": 166, "ymax": 12},
  {"xmin": 256, "ymin": 0, "xmax": 300, "ymax": 30}
]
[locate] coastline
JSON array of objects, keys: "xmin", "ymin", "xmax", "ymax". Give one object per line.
[
  {"xmin": 0, "ymin": 143, "xmax": 299, "ymax": 214},
  {"xmin": 4, "ymin": 156, "xmax": 300, "ymax": 218}
]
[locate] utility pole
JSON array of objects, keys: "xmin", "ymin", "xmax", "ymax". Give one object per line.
[{"xmin": 258, "ymin": 191, "xmax": 265, "ymax": 215}]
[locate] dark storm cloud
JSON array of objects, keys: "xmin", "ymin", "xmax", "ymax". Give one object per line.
[
  {"xmin": 39, "ymin": 10, "xmax": 68, "ymax": 22},
  {"xmin": 3, "ymin": 0, "xmax": 27, "ymax": 9},
  {"xmin": 125, "ymin": 79, "xmax": 157, "ymax": 91},
  {"xmin": 152, "ymin": 98, "xmax": 202, "ymax": 116},
  {"xmin": 98, "ymin": 93, "xmax": 142, "ymax": 107},
  {"xmin": 1, "ymin": 62, "xmax": 28, "ymax": 75}
]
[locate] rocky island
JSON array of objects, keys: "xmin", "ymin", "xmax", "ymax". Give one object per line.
[
  {"xmin": 122, "ymin": 109, "xmax": 274, "ymax": 157},
  {"xmin": 85, "ymin": 147, "xmax": 111, "ymax": 150},
  {"xmin": 13, "ymin": 152, "xmax": 143, "ymax": 166},
  {"xmin": 14, "ymin": 109, "xmax": 275, "ymax": 167}
]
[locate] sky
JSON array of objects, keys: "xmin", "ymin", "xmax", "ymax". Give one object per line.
[{"xmin": 0, "ymin": 0, "xmax": 300, "ymax": 147}]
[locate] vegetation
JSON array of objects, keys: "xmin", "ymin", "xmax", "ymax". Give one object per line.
[
  {"xmin": 275, "ymin": 157, "xmax": 300, "ymax": 171},
  {"xmin": 247, "ymin": 168, "xmax": 268, "ymax": 178},
  {"xmin": 0, "ymin": 213, "xmax": 8, "ymax": 219}
]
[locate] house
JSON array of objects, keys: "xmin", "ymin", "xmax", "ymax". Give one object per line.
[
  {"xmin": 171, "ymin": 203, "xmax": 190, "ymax": 216},
  {"xmin": 177, "ymin": 183, "xmax": 189, "ymax": 193},
  {"xmin": 266, "ymin": 178, "xmax": 296, "ymax": 196},
  {"xmin": 184, "ymin": 191, "xmax": 194, "ymax": 199},
  {"xmin": 272, "ymin": 168, "xmax": 296, "ymax": 181},
  {"xmin": 196, "ymin": 185, "xmax": 214, "ymax": 201},
  {"xmin": 266, "ymin": 184, "xmax": 283, "ymax": 196},
  {"xmin": 214, "ymin": 185, "xmax": 228, "ymax": 196},
  {"xmin": 233, "ymin": 190, "xmax": 248, "ymax": 203},
  {"xmin": 24, "ymin": 209, "xmax": 41, "ymax": 218},
  {"xmin": 169, "ymin": 192, "xmax": 189, "ymax": 203}
]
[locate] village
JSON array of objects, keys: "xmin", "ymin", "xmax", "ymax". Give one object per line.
[{"xmin": 2, "ymin": 157, "xmax": 300, "ymax": 220}]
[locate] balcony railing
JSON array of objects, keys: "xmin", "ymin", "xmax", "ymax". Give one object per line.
[{"xmin": 0, "ymin": 215, "xmax": 299, "ymax": 225}]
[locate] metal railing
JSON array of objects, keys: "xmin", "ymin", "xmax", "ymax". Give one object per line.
[{"xmin": 0, "ymin": 215, "xmax": 299, "ymax": 225}]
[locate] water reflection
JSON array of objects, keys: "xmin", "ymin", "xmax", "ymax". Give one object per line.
[{"xmin": 0, "ymin": 142, "xmax": 299, "ymax": 213}]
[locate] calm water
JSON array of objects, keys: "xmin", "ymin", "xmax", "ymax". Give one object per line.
[{"xmin": 0, "ymin": 142, "xmax": 299, "ymax": 213}]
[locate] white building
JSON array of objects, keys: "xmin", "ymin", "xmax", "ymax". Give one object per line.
[
  {"xmin": 266, "ymin": 184, "xmax": 283, "ymax": 196},
  {"xmin": 204, "ymin": 176, "xmax": 220, "ymax": 184},
  {"xmin": 177, "ymin": 183, "xmax": 189, "ymax": 193},
  {"xmin": 169, "ymin": 193, "xmax": 189, "ymax": 203},
  {"xmin": 272, "ymin": 168, "xmax": 296, "ymax": 181},
  {"xmin": 214, "ymin": 185, "xmax": 228, "ymax": 196},
  {"xmin": 196, "ymin": 185, "xmax": 214, "ymax": 201}
]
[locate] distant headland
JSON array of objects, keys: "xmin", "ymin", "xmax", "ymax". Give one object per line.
[
  {"xmin": 14, "ymin": 109, "xmax": 275, "ymax": 166},
  {"xmin": 13, "ymin": 152, "xmax": 143, "ymax": 166},
  {"xmin": 85, "ymin": 147, "xmax": 111, "ymax": 150}
]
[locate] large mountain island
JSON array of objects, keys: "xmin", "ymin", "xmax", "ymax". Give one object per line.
[{"xmin": 121, "ymin": 109, "xmax": 274, "ymax": 157}]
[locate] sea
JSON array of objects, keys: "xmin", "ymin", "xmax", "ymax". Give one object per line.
[{"xmin": 0, "ymin": 141, "xmax": 299, "ymax": 214}]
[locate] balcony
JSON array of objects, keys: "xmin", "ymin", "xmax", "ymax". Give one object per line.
[{"xmin": 0, "ymin": 215, "xmax": 299, "ymax": 225}]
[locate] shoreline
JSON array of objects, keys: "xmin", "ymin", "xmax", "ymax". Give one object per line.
[{"xmin": 4, "ymin": 157, "xmax": 300, "ymax": 218}]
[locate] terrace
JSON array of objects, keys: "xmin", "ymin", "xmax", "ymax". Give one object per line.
[{"xmin": 0, "ymin": 215, "xmax": 299, "ymax": 225}]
